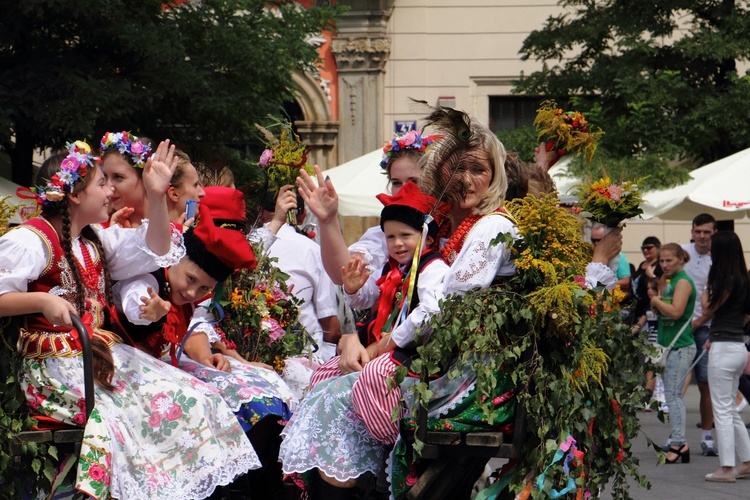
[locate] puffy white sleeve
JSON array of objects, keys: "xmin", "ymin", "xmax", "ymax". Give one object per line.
[
  {"xmin": 0, "ymin": 227, "xmax": 48, "ymax": 294},
  {"xmin": 93, "ymin": 221, "xmax": 185, "ymax": 280},
  {"xmin": 190, "ymin": 299, "xmax": 221, "ymax": 344},
  {"xmin": 113, "ymin": 274, "xmax": 159, "ymax": 325},
  {"xmin": 311, "ymin": 253, "xmax": 339, "ymax": 320},
  {"xmin": 349, "ymin": 225, "xmax": 389, "ymax": 275},
  {"xmin": 442, "ymin": 215, "xmax": 518, "ymax": 296},
  {"xmin": 247, "ymin": 227, "xmax": 278, "ymax": 253},
  {"xmin": 391, "ymin": 258, "xmax": 449, "ymax": 348},
  {"xmin": 585, "ymin": 262, "xmax": 617, "ymax": 290}
]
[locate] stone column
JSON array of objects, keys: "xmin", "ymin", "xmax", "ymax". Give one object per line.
[{"xmin": 331, "ymin": 1, "xmax": 393, "ymax": 164}]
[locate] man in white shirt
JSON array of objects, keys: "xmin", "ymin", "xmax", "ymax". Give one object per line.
[
  {"xmin": 261, "ymin": 194, "xmax": 341, "ymax": 363},
  {"xmin": 682, "ymin": 213, "xmax": 717, "ymax": 456}
]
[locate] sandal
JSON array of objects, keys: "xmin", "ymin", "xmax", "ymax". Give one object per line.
[{"xmin": 665, "ymin": 444, "xmax": 690, "ymax": 464}]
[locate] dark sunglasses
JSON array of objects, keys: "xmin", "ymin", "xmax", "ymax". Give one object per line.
[{"xmin": 641, "ymin": 245, "xmax": 656, "ymax": 251}]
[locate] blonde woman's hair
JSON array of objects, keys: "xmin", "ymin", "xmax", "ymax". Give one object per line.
[{"xmin": 471, "ymin": 121, "xmax": 507, "ymax": 215}]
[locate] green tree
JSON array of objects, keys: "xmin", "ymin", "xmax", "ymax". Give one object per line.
[
  {"xmin": 0, "ymin": 0, "xmax": 343, "ymax": 186},
  {"xmin": 516, "ymin": 0, "xmax": 750, "ymax": 166}
]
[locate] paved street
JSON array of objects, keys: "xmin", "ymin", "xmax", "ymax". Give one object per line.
[
  {"xmin": 490, "ymin": 387, "xmax": 750, "ymax": 499},
  {"xmin": 611, "ymin": 387, "xmax": 749, "ymax": 499}
]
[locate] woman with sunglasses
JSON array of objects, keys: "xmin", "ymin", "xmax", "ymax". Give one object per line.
[{"xmin": 633, "ymin": 237, "xmax": 662, "ymax": 320}]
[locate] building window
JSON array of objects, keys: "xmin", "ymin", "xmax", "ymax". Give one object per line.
[{"xmin": 488, "ymin": 96, "xmax": 541, "ymax": 133}]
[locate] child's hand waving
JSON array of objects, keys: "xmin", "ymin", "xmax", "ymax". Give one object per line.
[
  {"xmin": 138, "ymin": 286, "xmax": 171, "ymax": 323},
  {"xmin": 143, "ymin": 140, "xmax": 179, "ymax": 198},
  {"xmin": 342, "ymin": 256, "xmax": 370, "ymax": 295}
]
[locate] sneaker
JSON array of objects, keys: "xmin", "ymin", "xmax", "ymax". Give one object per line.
[{"xmin": 701, "ymin": 438, "xmax": 718, "ymax": 457}]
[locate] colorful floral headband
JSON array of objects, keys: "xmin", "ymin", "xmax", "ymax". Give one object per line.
[
  {"xmin": 380, "ymin": 130, "xmax": 440, "ymax": 169},
  {"xmin": 34, "ymin": 141, "xmax": 98, "ymax": 208},
  {"xmin": 100, "ymin": 131, "xmax": 151, "ymax": 168}
]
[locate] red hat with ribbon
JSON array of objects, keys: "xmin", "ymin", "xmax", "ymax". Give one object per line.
[
  {"xmin": 376, "ymin": 181, "xmax": 450, "ymax": 238},
  {"xmin": 183, "ymin": 203, "xmax": 256, "ymax": 281},
  {"xmin": 202, "ymin": 186, "xmax": 247, "ymax": 233}
]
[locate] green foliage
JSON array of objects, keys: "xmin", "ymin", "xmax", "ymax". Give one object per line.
[
  {"xmin": 496, "ymin": 125, "xmax": 539, "ymax": 163},
  {"xmin": 0, "ymin": 320, "xmax": 57, "ymax": 498},
  {"xmin": 566, "ymin": 152, "xmax": 691, "ymax": 192},
  {"xmin": 399, "ymin": 195, "xmax": 652, "ymax": 498},
  {"xmin": 516, "ymin": 1, "xmax": 750, "ymax": 164},
  {"xmin": 0, "ymin": 0, "xmax": 345, "ymax": 185}
]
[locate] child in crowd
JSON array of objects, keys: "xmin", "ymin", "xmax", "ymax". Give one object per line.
[
  {"xmin": 115, "ymin": 200, "xmax": 296, "ymax": 497},
  {"xmin": 0, "ymin": 141, "xmax": 258, "ymax": 499}
]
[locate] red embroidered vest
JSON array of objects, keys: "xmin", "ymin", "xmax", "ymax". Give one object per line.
[{"xmin": 17, "ymin": 217, "xmax": 120, "ymax": 358}]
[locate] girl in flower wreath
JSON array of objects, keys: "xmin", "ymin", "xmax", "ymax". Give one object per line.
[
  {"xmin": 101, "ymin": 131, "xmax": 206, "ymax": 228},
  {"xmin": 0, "ymin": 141, "xmax": 259, "ymax": 499},
  {"xmin": 299, "ymin": 129, "xmax": 439, "ymax": 380},
  {"xmin": 114, "ymin": 198, "xmax": 297, "ymax": 497}
]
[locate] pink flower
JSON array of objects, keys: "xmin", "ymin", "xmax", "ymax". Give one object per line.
[
  {"xmin": 405, "ymin": 473, "xmax": 418, "ymax": 486},
  {"xmin": 150, "ymin": 392, "xmax": 169, "ymax": 411},
  {"xmin": 272, "ymin": 286, "xmax": 288, "ymax": 301},
  {"xmin": 402, "ymin": 130, "xmax": 418, "ymax": 146},
  {"xmin": 72, "ymin": 412, "xmax": 86, "ymax": 425},
  {"xmin": 574, "ymin": 276, "xmax": 586, "ymax": 288},
  {"xmin": 130, "ymin": 141, "xmax": 144, "ymax": 155},
  {"xmin": 166, "ymin": 404, "xmax": 183, "ymax": 421},
  {"xmin": 607, "ymin": 185, "xmax": 622, "ymax": 202},
  {"xmin": 259, "ymin": 149, "xmax": 274, "ymax": 167},
  {"xmin": 77, "ymin": 398, "xmax": 86, "ymax": 412},
  {"xmin": 148, "ymin": 412, "xmax": 162, "ymax": 428},
  {"xmin": 88, "ymin": 464, "xmax": 106, "ymax": 482},
  {"xmin": 60, "ymin": 157, "xmax": 80, "ymax": 172},
  {"xmin": 264, "ymin": 318, "xmax": 286, "ymax": 344}
]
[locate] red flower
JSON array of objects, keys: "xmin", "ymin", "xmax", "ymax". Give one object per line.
[
  {"xmin": 88, "ymin": 464, "xmax": 106, "ymax": 482},
  {"xmin": 148, "ymin": 412, "xmax": 162, "ymax": 428},
  {"xmin": 72, "ymin": 412, "xmax": 86, "ymax": 425},
  {"xmin": 166, "ymin": 404, "xmax": 183, "ymax": 421}
]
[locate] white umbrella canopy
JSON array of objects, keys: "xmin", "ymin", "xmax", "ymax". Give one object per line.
[
  {"xmin": 641, "ymin": 147, "xmax": 750, "ymax": 221},
  {"xmin": 323, "ymin": 149, "xmax": 388, "ymax": 217},
  {"xmin": 549, "ymin": 148, "xmax": 750, "ymax": 221}
]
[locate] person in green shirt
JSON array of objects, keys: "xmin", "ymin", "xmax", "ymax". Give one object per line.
[{"xmin": 651, "ymin": 243, "xmax": 697, "ymax": 464}]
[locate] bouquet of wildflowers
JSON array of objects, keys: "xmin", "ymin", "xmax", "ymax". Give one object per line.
[
  {"xmin": 219, "ymin": 242, "xmax": 312, "ymax": 373},
  {"xmin": 534, "ymin": 100, "xmax": 603, "ymax": 163},
  {"xmin": 572, "ymin": 177, "xmax": 644, "ymax": 228},
  {"xmin": 255, "ymin": 122, "xmax": 316, "ymax": 225}
]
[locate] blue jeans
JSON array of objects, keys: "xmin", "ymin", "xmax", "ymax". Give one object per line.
[
  {"xmin": 693, "ymin": 326, "xmax": 710, "ymax": 383},
  {"xmin": 663, "ymin": 343, "xmax": 697, "ymax": 445}
]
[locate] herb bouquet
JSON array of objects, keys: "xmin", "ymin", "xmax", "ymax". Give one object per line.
[
  {"xmin": 394, "ymin": 194, "xmax": 651, "ymax": 499},
  {"xmin": 534, "ymin": 100, "xmax": 603, "ymax": 164},
  {"xmin": 218, "ymin": 242, "xmax": 312, "ymax": 373},
  {"xmin": 255, "ymin": 122, "xmax": 316, "ymax": 225}
]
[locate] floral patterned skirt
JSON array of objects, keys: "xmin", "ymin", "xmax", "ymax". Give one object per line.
[
  {"xmin": 20, "ymin": 343, "xmax": 261, "ymax": 500},
  {"xmin": 175, "ymin": 356, "xmax": 295, "ymax": 432},
  {"xmin": 278, "ymin": 372, "xmax": 386, "ymax": 482}
]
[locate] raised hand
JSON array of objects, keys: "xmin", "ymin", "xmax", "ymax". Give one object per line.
[
  {"xmin": 109, "ymin": 206, "xmax": 135, "ymax": 228},
  {"xmin": 341, "ymin": 255, "xmax": 370, "ymax": 295},
  {"xmin": 138, "ymin": 286, "xmax": 171, "ymax": 323},
  {"xmin": 143, "ymin": 140, "xmax": 178, "ymax": 199},
  {"xmin": 297, "ymin": 165, "xmax": 338, "ymax": 224},
  {"xmin": 274, "ymin": 185, "xmax": 298, "ymax": 223}
]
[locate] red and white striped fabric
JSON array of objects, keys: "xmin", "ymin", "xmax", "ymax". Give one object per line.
[
  {"xmin": 351, "ymin": 354, "xmax": 401, "ymax": 445},
  {"xmin": 308, "ymin": 355, "xmax": 343, "ymax": 388}
]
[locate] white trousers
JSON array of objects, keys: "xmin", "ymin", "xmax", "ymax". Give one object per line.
[{"xmin": 707, "ymin": 341, "xmax": 750, "ymax": 467}]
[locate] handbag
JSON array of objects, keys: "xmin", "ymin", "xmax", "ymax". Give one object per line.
[{"xmin": 650, "ymin": 319, "xmax": 691, "ymax": 369}]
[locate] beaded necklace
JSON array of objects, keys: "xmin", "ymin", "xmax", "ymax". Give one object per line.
[
  {"xmin": 440, "ymin": 208, "xmax": 509, "ymax": 265},
  {"xmin": 75, "ymin": 238, "xmax": 99, "ymax": 291}
]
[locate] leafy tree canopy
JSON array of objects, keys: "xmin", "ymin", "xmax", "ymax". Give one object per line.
[
  {"xmin": 0, "ymin": 0, "xmax": 343, "ymax": 185},
  {"xmin": 516, "ymin": 0, "xmax": 750, "ymax": 169}
]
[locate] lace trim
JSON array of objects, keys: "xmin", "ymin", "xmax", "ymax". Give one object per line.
[
  {"xmin": 137, "ymin": 221, "xmax": 186, "ymax": 268},
  {"xmin": 97, "ymin": 447, "xmax": 260, "ymax": 500},
  {"xmin": 585, "ymin": 262, "xmax": 616, "ymax": 290}
]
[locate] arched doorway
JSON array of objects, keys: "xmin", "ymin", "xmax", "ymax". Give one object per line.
[{"xmin": 290, "ymin": 70, "xmax": 339, "ymax": 169}]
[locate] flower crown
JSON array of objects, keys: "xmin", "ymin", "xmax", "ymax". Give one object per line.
[
  {"xmin": 35, "ymin": 141, "xmax": 98, "ymax": 208},
  {"xmin": 380, "ymin": 130, "xmax": 439, "ymax": 169},
  {"xmin": 100, "ymin": 131, "xmax": 151, "ymax": 168}
]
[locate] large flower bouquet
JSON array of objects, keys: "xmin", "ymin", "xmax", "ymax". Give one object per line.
[
  {"xmin": 0, "ymin": 196, "xmax": 18, "ymax": 237},
  {"xmin": 395, "ymin": 194, "xmax": 651, "ymax": 499},
  {"xmin": 218, "ymin": 242, "xmax": 312, "ymax": 373},
  {"xmin": 534, "ymin": 100, "xmax": 603, "ymax": 163},
  {"xmin": 572, "ymin": 176, "xmax": 644, "ymax": 228},
  {"xmin": 255, "ymin": 122, "xmax": 316, "ymax": 225}
]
